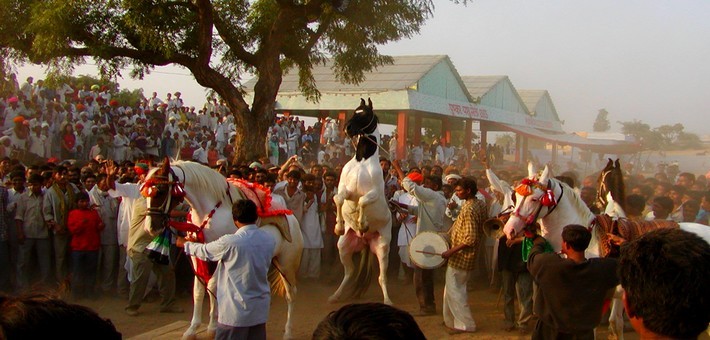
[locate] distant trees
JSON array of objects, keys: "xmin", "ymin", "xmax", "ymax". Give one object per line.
[
  {"xmin": 619, "ymin": 119, "xmax": 701, "ymax": 150},
  {"xmin": 593, "ymin": 109, "xmax": 610, "ymax": 132}
]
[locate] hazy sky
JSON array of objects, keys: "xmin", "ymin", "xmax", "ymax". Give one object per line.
[{"xmin": 18, "ymin": 0, "xmax": 710, "ymax": 134}]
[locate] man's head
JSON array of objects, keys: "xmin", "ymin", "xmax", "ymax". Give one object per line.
[
  {"xmin": 676, "ymin": 172, "xmax": 695, "ymax": 189},
  {"xmin": 423, "ymin": 175, "xmax": 442, "ymax": 191},
  {"xmin": 580, "ymin": 186, "xmax": 597, "ymax": 207},
  {"xmin": 651, "ymin": 196, "xmax": 674, "ymax": 220},
  {"xmin": 27, "ymin": 174, "xmax": 43, "ymax": 195},
  {"xmin": 561, "ymin": 224, "xmax": 591, "ymax": 252},
  {"xmin": 285, "ymin": 170, "xmax": 302, "ymax": 189},
  {"xmin": 454, "ymin": 177, "xmax": 478, "ymax": 200},
  {"xmin": 232, "ymin": 199, "xmax": 258, "ymax": 225},
  {"xmin": 618, "ymin": 228, "xmax": 710, "ymax": 339},
  {"xmin": 312, "ymin": 303, "xmax": 425, "ymax": 340},
  {"xmin": 323, "ymin": 171, "xmax": 338, "ymax": 189}
]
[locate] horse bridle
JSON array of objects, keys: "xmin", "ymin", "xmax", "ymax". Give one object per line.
[
  {"xmin": 143, "ymin": 166, "xmax": 186, "ymax": 219},
  {"xmin": 512, "ymin": 179, "xmax": 564, "ymax": 229}
]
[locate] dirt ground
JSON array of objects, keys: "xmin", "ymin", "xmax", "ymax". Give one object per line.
[{"xmin": 77, "ymin": 270, "xmax": 649, "ymax": 340}]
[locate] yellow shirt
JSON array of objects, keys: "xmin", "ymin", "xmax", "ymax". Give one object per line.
[{"xmin": 448, "ymin": 198, "xmax": 486, "ymax": 271}]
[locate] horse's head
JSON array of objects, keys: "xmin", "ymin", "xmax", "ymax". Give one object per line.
[
  {"xmin": 345, "ymin": 98, "xmax": 380, "ymax": 161},
  {"xmin": 142, "ymin": 158, "xmax": 186, "ymax": 236},
  {"xmin": 597, "ymin": 158, "xmax": 626, "ymax": 215},
  {"xmin": 503, "ymin": 163, "xmax": 557, "ymax": 238}
]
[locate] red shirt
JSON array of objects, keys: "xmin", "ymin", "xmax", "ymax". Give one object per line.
[
  {"xmin": 62, "ymin": 133, "xmax": 76, "ymax": 150},
  {"xmin": 67, "ymin": 208, "xmax": 104, "ymax": 251}
]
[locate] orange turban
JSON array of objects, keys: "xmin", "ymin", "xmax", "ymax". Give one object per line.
[{"xmin": 407, "ymin": 172, "xmax": 424, "ymax": 184}]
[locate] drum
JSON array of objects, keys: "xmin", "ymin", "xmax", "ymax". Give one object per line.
[{"xmin": 409, "ymin": 232, "xmax": 450, "ymax": 269}]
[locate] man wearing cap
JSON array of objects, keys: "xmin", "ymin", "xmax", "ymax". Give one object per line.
[{"xmin": 392, "ymin": 160, "xmax": 447, "ymax": 316}]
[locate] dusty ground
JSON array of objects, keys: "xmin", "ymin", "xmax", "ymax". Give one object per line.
[{"xmin": 76, "ymin": 271, "xmax": 649, "ymax": 340}]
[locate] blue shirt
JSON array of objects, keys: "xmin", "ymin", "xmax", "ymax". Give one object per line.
[{"xmin": 184, "ymin": 224, "xmax": 276, "ymax": 327}]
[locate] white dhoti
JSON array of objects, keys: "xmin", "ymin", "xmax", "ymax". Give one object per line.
[
  {"xmin": 299, "ymin": 248, "xmax": 321, "ymax": 279},
  {"xmin": 443, "ymin": 266, "xmax": 476, "ymax": 332}
]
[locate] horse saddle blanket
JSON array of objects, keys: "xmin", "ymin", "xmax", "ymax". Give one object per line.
[
  {"xmin": 594, "ymin": 214, "xmax": 679, "ymax": 257},
  {"xmin": 259, "ymin": 215, "xmax": 292, "ymax": 243},
  {"xmin": 228, "ymin": 178, "xmax": 293, "ymax": 243}
]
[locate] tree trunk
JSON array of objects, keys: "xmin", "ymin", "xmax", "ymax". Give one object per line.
[{"xmin": 231, "ymin": 108, "xmax": 273, "ymax": 164}]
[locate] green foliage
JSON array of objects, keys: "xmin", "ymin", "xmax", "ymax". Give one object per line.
[
  {"xmin": 495, "ymin": 133, "xmax": 514, "ymax": 146},
  {"xmin": 0, "ymin": 0, "xmax": 455, "ymax": 161},
  {"xmin": 43, "ymin": 73, "xmax": 117, "ymax": 91},
  {"xmin": 113, "ymin": 88, "xmax": 145, "ymax": 107}
]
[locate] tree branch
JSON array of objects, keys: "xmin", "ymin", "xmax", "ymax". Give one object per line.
[
  {"xmin": 194, "ymin": 0, "xmax": 214, "ymax": 67},
  {"xmin": 211, "ymin": 11, "xmax": 257, "ymax": 65}
]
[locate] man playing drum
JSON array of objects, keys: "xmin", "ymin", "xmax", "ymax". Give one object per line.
[
  {"xmin": 392, "ymin": 160, "xmax": 447, "ymax": 316},
  {"xmin": 440, "ymin": 177, "xmax": 487, "ymax": 334}
]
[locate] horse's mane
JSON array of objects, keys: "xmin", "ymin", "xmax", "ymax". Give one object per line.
[
  {"xmin": 171, "ymin": 160, "xmax": 236, "ymax": 203},
  {"xmin": 553, "ymin": 178, "xmax": 595, "ymax": 222}
]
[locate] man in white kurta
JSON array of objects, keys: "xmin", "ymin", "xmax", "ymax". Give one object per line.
[{"xmin": 180, "ymin": 200, "xmax": 276, "ymax": 340}]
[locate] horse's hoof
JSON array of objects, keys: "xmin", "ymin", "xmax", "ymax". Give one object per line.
[
  {"xmin": 205, "ymin": 330, "xmax": 216, "ymax": 339},
  {"xmin": 182, "ymin": 334, "xmax": 197, "ymax": 340},
  {"xmin": 327, "ymin": 295, "xmax": 340, "ymax": 304},
  {"xmin": 383, "ymin": 299, "xmax": 393, "ymax": 306}
]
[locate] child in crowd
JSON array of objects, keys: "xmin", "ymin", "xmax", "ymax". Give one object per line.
[{"xmin": 67, "ymin": 192, "xmax": 104, "ymax": 299}]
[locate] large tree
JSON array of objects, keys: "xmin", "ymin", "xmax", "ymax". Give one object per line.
[{"xmin": 0, "ymin": 0, "xmax": 447, "ymax": 162}]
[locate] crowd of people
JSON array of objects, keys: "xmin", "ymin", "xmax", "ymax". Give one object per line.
[{"xmin": 0, "ymin": 74, "xmax": 708, "ymax": 339}]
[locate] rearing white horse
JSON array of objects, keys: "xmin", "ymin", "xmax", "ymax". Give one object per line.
[
  {"xmin": 330, "ymin": 98, "xmax": 393, "ymax": 305},
  {"xmin": 144, "ymin": 159, "xmax": 303, "ymax": 339},
  {"xmin": 503, "ymin": 163, "xmax": 710, "ymax": 339}
]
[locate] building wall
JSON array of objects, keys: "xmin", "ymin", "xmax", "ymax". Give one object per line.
[{"xmin": 480, "ymin": 78, "xmax": 528, "ymax": 115}]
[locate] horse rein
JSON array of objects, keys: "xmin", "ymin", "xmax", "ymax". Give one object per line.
[{"xmin": 512, "ymin": 179, "xmax": 564, "ymax": 229}]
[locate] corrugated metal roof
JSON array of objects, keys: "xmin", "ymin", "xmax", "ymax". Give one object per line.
[
  {"xmin": 244, "ymin": 55, "xmax": 449, "ymax": 93},
  {"xmin": 460, "ymin": 75, "xmax": 508, "ymax": 99},
  {"xmin": 517, "ymin": 90, "xmax": 547, "ymax": 111},
  {"xmin": 518, "ymin": 89, "xmax": 561, "ymax": 122}
]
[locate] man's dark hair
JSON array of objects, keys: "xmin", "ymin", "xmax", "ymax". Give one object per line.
[
  {"xmin": 232, "ymin": 199, "xmax": 258, "ymax": 224},
  {"xmin": 27, "ymin": 174, "xmax": 43, "ymax": 184},
  {"xmin": 457, "ymin": 177, "xmax": 478, "ymax": 194},
  {"xmin": 625, "ymin": 194, "xmax": 646, "ymax": 213},
  {"xmin": 323, "ymin": 171, "xmax": 338, "ymax": 180},
  {"xmin": 0, "ymin": 293, "xmax": 121, "ymax": 339},
  {"xmin": 618, "ymin": 228, "xmax": 710, "ymax": 339},
  {"xmin": 75, "ymin": 192, "xmax": 89, "ymax": 203},
  {"xmin": 378, "ymin": 157, "xmax": 391, "ymax": 166},
  {"xmin": 677, "ymin": 172, "xmax": 696, "ymax": 184},
  {"xmin": 312, "ymin": 303, "xmax": 425, "ymax": 340},
  {"xmin": 286, "ymin": 169, "xmax": 302, "ymax": 180},
  {"xmin": 302, "ymin": 173, "xmax": 317, "ymax": 182},
  {"xmin": 652, "ymin": 196, "xmax": 674, "ymax": 212},
  {"xmin": 425, "ymin": 175, "xmax": 442, "ymax": 191},
  {"xmin": 561, "ymin": 224, "xmax": 591, "ymax": 251},
  {"xmin": 9, "ymin": 171, "xmax": 25, "ymax": 181},
  {"xmin": 670, "ymin": 184, "xmax": 687, "ymax": 196}
]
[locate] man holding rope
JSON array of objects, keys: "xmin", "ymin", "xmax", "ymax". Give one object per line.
[{"xmin": 177, "ymin": 199, "xmax": 276, "ymax": 340}]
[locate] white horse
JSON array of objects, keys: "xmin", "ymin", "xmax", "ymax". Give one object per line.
[
  {"xmin": 503, "ymin": 163, "xmax": 710, "ymax": 339},
  {"xmin": 330, "ymin": 98, "xmax": 393, "ymax": 305},
  {"xmin": 144, "ymin": 159, "xmax": 304, "ymax": 339}
]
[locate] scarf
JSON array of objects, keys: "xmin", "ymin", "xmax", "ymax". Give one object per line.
[{"xmin": 52, "ymin": 183, "xmax": 76, "ymax": 226}]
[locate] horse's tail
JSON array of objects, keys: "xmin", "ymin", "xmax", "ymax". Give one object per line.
[
  {"xmin": 269, "ymin": 259, "xmax": 291, "ymax": 298},
  {"xmin": 351, "ymin": 249, "xmax": 373, "ymax": 298}
]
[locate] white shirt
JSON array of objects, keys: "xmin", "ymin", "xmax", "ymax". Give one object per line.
[
  {"xmin": 184, "ymin": 224, "xmax": 275, "ymax": 327},
  {"xmin": 108, "ymin": 182, "xmax": 141, "ymax": 246}
]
